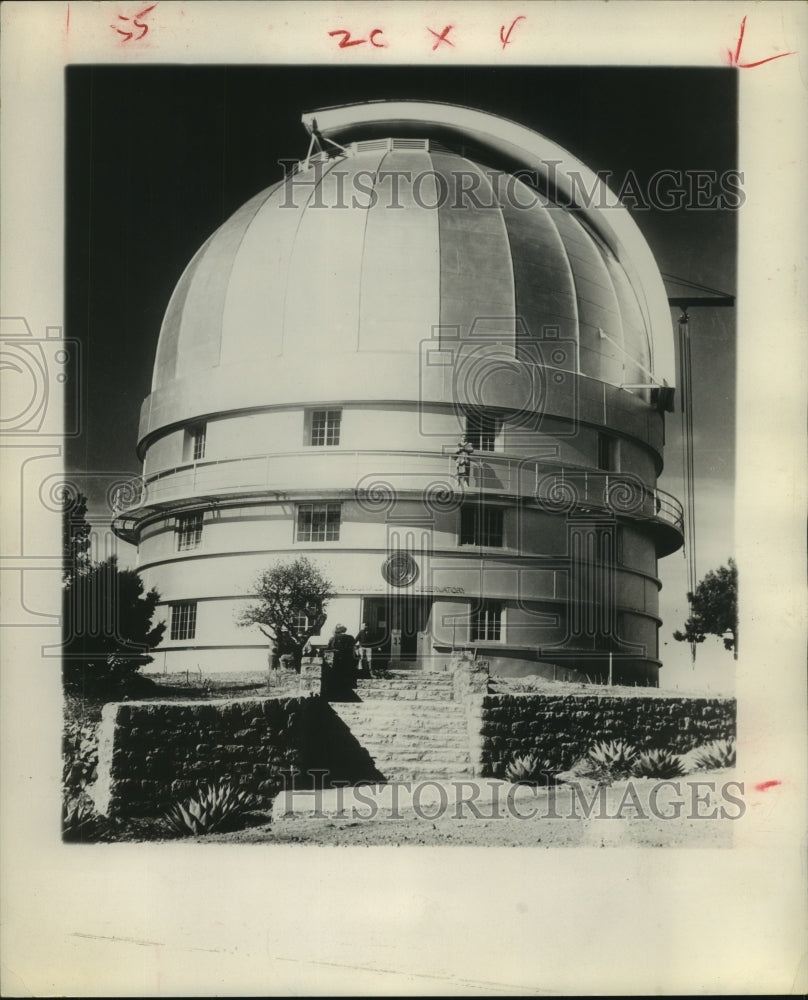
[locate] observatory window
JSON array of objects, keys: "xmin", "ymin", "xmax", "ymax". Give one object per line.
[
  {"xmin": 597, "ymin": 434, "xmax": 619, "ymax": 471},
  {"xmin": 470, "ymin": 601, "xmax": 502, "ymax": 642},
  {"xmin": 294, "ymin": 611, "xmax": 309, "ymax": 636},
  {"xmin": 170, "ymin": 601, "xmax": 197, "ymax": 641},
  {"xmin": 296, "ymin": 502, "xmax": 341, "ymax": 542},
  {"xmin": 176, "ymin": 512, "xmax": 203, "ymax": 551},
  {"xmin": 465, "ymin": 412, "xmax": 499, "ymax": 452},
  {"xmin": 293, "ymin": 611, "xmax": 322, "ymax": 637},
  {"xmin": 190, "ymin": 424, "xmax": 206, "ymax": 461},
  {"xmin": 308, "ymin": 408, "xmax": 342, "ymax": 446},
  {"xmin": 460, "ymin": 505, "xmax": 504, "ymax": 548}
]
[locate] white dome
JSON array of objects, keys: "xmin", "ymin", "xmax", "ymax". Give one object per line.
[{"xmin": 139, "ymin": 119, "xmax": 670, "ymax": 452}]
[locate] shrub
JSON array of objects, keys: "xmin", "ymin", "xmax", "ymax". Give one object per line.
[
  {"xmin": 631, "ymin": 748, "xmax": 685, "ymax": 779},
  {"xmin": 565, "ymin": 740, "xmax": 638, "ymax": 785},
  {"xmin": 62, "ymin": 796, "xmax": 103, "ymax": 842},
  {"xmin": 496, "ymin": 677, "xmax": 547, "ymax": 693},
  {"xmin": 588, "ymin": 740, "xmax": 637, "ymax": 775},
  {"xmin": 690, "ymin": 738, "xmax": 736, "ymax": 770},
  {"xmin": 504, "ymin": 753, "xmax": 557, "ymax": 785},
  {"xmin": 164, "ymin": 779, "xmax": 255, "ymax": 836},
  {"xmin": 62, "ymin": 556, "xmax": 165, "ymax": 697}
]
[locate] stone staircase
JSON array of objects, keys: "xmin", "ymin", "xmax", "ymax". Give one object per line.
[{"xmin": 329, "ymin": 670, "xmax": 473, "ymax": 781}]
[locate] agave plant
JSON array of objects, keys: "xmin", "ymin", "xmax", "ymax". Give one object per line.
[
  {"xmin": 505, "ymin": 753, "xmax": 556, "ymax": 785},
  {"xmin": 164, "ymin": 779, "xmax": 255, "ymax": 836},
  {"xmin": 690, "ymin": 738, "xmax": 736, "ymax": 770},
  {"xmin": 62, "ymin": 796, "xmax": 102, "ymax": 842},
  {"xmin": 588, "ymin": 740, "xmax": 637, "ymax": 770},
  {"xmin": 631, "ymin": 748, "xmax": 685, "ymax": 779}
]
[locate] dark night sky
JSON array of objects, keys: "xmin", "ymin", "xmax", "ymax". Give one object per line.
[{"xmin": 65, "ymin": 66, "xmax": 737, "ymax": 685}]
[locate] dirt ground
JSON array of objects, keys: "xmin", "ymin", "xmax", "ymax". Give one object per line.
[{"xmin": 171, "ymin": 770, "xmax": 739, "ymax": 848}]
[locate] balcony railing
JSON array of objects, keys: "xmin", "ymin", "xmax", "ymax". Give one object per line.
[{"xmin": 112, "ymin": 450, "xmax": 683, "ymax": 534}]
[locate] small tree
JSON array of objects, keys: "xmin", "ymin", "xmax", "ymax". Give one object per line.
[
  {"xmin": 673, "ymin": 559, "xmax": 738, "ymax": 658},
  {"xmin": 62, "ymin": 555, "xmax": 166, "ymax": 694},
  {"xmin": 238, "ymin": 557, "xmax": 334, "ymax": 669}
]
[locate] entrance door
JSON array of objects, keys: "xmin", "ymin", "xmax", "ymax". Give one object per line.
[{"xmin": 361, "ymin": 596, "xmax": 431, "ymax": 663}]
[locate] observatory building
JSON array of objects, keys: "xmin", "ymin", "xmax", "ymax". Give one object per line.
[{"xmin": 113, "ymin": 101, "xmax": 684, "ymax": 686}]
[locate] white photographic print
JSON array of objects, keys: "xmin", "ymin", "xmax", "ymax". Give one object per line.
[{"xmin": 1, "ymin": 3, "xmax": 805, "ymax": 996}]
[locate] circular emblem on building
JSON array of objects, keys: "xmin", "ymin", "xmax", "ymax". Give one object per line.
[{"xmin": 381, "ymin": 552, "xmax": 419, "ymax": 588}]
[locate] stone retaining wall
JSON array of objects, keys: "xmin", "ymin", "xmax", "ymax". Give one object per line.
[
  {"xmin": 90, "ymin": 694, "xmax": 376, "ymax": 817},
  {"xmin": 473, "ymin": 693, "xmax": 736, "ymax": 777},
  {"xmin": 89, "ymin": 684, "xmax": 738, "ymax": 816}
]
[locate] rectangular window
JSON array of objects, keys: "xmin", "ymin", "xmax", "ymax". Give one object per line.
[
  {"xmin": 471, "ymin": 601, "xmax": 502, "ymax": 642},
  {"xmin": 460, "ymin": 505, "xmax": 504, "ymax": 547},
  {"xmin": 293, "ymin": 610, "xmax": 323, "ymax": 639},
  {"xmin": 598, "ymin": 433, "xmax": 618, "ymax": 471},
  {"xmin": 192, "ymin": 424, "xmax": 207, "ymax": 461},
  {"xmin": 466, "ymin": 412, "xmax": 498, "ymax": 452},
  {"xmin": 309, "ymin": 408, "xmax": 341, "ymax": 446},
  {"xmin": 170, "ymin": 601, "xmax": 197, "ymax": 641},
  {"xmin": 176, "ymin": 512, "xmax": 203, "ymax": 551},
  {"xmin": 295, "ymin": 611, "xmax": 323, "ymax": 637},
  {"xmin": 297, "ymin": 502, "xmax": 341, "ymax": 542}
]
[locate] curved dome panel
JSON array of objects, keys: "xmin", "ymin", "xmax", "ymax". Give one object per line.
[{"xmin": 142, "ymin": 124, "xmax": 667, "ymax": 448}]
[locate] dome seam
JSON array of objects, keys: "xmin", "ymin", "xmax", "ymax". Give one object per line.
[{"xmin": 279, "ymin": 155, "xmax": 347, "ymax": 356}]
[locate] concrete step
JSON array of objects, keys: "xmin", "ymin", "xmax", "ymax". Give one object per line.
[
  {"xmin": 380, "ymin": 668, "xmax": 453, "ymax": 677},
  {"xmin": 334, "ymin": 700, "xmax": 466, "ymax": 715},
  {"xmin": 356, "ymin": 680, "xmax": 452, "ymax": 687},
  {"xmin": 380, "ymin": 763, "xmax": 476, "ymax": 780},
  {"xmin": 355, "ymin": 681, "xmax": 454, "ymax": 692},
  {"xmin": 355, "ymin": 731, "xmax": 469, "ymax": 746},
  {"xmin": 369, "ymin": 755, "xmax": 472, "ymax": 768},
  {"xmin": 355, "ymin": 689, "xmax": 455, "ymax": 702},
  {"xmin": 329, "ymin": 698, "xmax": 473, "ymax": 782},
  {"xmin": 332, "ymin": 723, "xmax": 467, "ymax": 736},
  {"xmin": 365, "ymin": 670, "xmax": 454, "ymax": 682},
  {"xmin": 364, "ymin": 748, "xmax": 472, "ymax": 763},
  {"xmin": 344, "ymin": 732, "xmax": 470, "ymax": 747},
  {"xmin": 338, "ymin": 717, "xmax": 468, "ymax": 732},
  {"xmin": 333, "ymin": 726, "xmax": 468, "ymax": 741},
  {"xmin": 341, "ymin": 735, "xmax": 469, "ymax": 750},
  {"xmin": 358, "ymin": 674, "xmax": 453, "ymax": 684},
  {"xmin": 333, "ymin": 705, "xmax": 467, "ymax": 721}
]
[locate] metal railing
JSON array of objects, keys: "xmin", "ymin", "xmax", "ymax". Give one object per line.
[{"xmin": 112, "ymin": 449, "xmax": 683, "ymax": 533}]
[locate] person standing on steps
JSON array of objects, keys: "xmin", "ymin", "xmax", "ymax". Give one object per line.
[
  {"xmin": 355, "ymin": 621, "xmax": 376, "ymax": 678},
  {"xmin": 326, "ymin": 624, "xmax": 357, "ymax": 700}
]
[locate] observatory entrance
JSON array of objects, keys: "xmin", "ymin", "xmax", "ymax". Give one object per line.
[{"xmin": 361, "ymin": 596, "xmax": 432, "ymax": 665}]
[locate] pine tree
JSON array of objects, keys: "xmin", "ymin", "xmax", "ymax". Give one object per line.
[{"xmin": 673, "ymin": 559, "xmax": 738, "ymax": 658}]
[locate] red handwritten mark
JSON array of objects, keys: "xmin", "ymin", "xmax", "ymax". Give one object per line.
[
  {"xmin": 111, "ymin": 4, "xmax": 155, "ymax": 42},
  {"xmin": 428, "ymin": 25, "xmax": 454, "ymax": 51},
  {"xmin": 328, "ymin": 29, "xmax": 366, "ymax": 48},
  {"xmin": 66, "ymin": 4, "xmax": 70, "ymax": 34},
  {"xmin": 727, "ymin": 16, "xmax": 795, "ymax": 68},
  {"xmin": 369, "ymin": 29, "xmax": 386, "ymax": 49},
  {"xmin": 754, "ymin": 780, "xmax": 782, "ymax": 792},
  {"xmin": 500, "ymin": 15, "xmax": 526, "ymax": 50}
]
